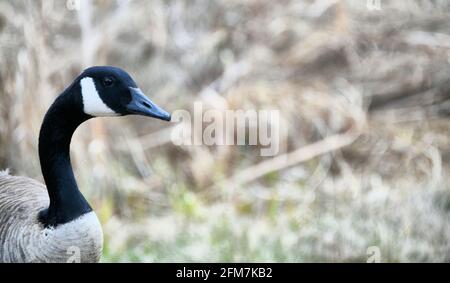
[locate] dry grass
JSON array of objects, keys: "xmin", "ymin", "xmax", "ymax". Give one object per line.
[{"xmin": 0, "ymin": 0, "xmax": 449, "ymax": 262}]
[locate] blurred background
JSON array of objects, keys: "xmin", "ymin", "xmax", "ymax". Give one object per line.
[{"xmin": 1, "ymin": 0, "xmax": 450, "ymax": 262}]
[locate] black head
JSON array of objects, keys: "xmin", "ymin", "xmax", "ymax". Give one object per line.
[{"xmin": 76, "ymin": 66, "xmax": 171, "ymax": 121}]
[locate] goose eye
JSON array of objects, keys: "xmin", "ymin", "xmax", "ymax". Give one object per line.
[{"xmin": 103, "ymin": 77, "xmax": 114, "ymax": 87}]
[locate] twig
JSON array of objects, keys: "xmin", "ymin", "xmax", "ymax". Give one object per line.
[{"xmin": 222, "ymin": 129, "xmax": 360, "ymax": 188}]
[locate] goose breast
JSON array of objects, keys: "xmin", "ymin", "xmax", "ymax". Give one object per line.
[{"xmin": 0, "ymin": 171, "xmax": 103, "ymax": 263}]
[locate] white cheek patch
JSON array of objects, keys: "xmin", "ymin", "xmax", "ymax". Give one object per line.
[{"xmin": 80, "ymin": 77, "xmax": 118, "ymax": 117}]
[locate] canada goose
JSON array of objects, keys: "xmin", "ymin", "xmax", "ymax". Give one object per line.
[{"xmin": 0, "ymin": 66, "xmax": 171, "ymax": 263}]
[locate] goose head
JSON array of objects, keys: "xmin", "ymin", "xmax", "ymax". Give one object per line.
[{"xmin": 77, "ymin": 66, "xmax": 171, "ymax": 121}]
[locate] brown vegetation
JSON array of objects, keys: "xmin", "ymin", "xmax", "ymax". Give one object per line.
[{"xmin": 0, "ymin": 0, "xmax": 449, "ymax": 262}]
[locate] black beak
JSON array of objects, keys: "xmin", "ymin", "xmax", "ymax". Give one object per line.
[{"xmin": 126, "ymin": 87, "xmax": 171, "ymax": 121}]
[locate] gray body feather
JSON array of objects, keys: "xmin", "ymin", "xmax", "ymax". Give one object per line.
[{"xmin": 0, "ymin": 171, "xmax": 103, "ymax": 263}]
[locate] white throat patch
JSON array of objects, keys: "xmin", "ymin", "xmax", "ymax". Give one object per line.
[{"xmin": 80, "ymin": 77, "xmax": 118, "ymax": 117}]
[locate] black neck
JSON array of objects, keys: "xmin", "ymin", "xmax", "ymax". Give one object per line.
[{"xmin": 38, "ymin": 84, "xmax": 92, "ymax": 227}]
